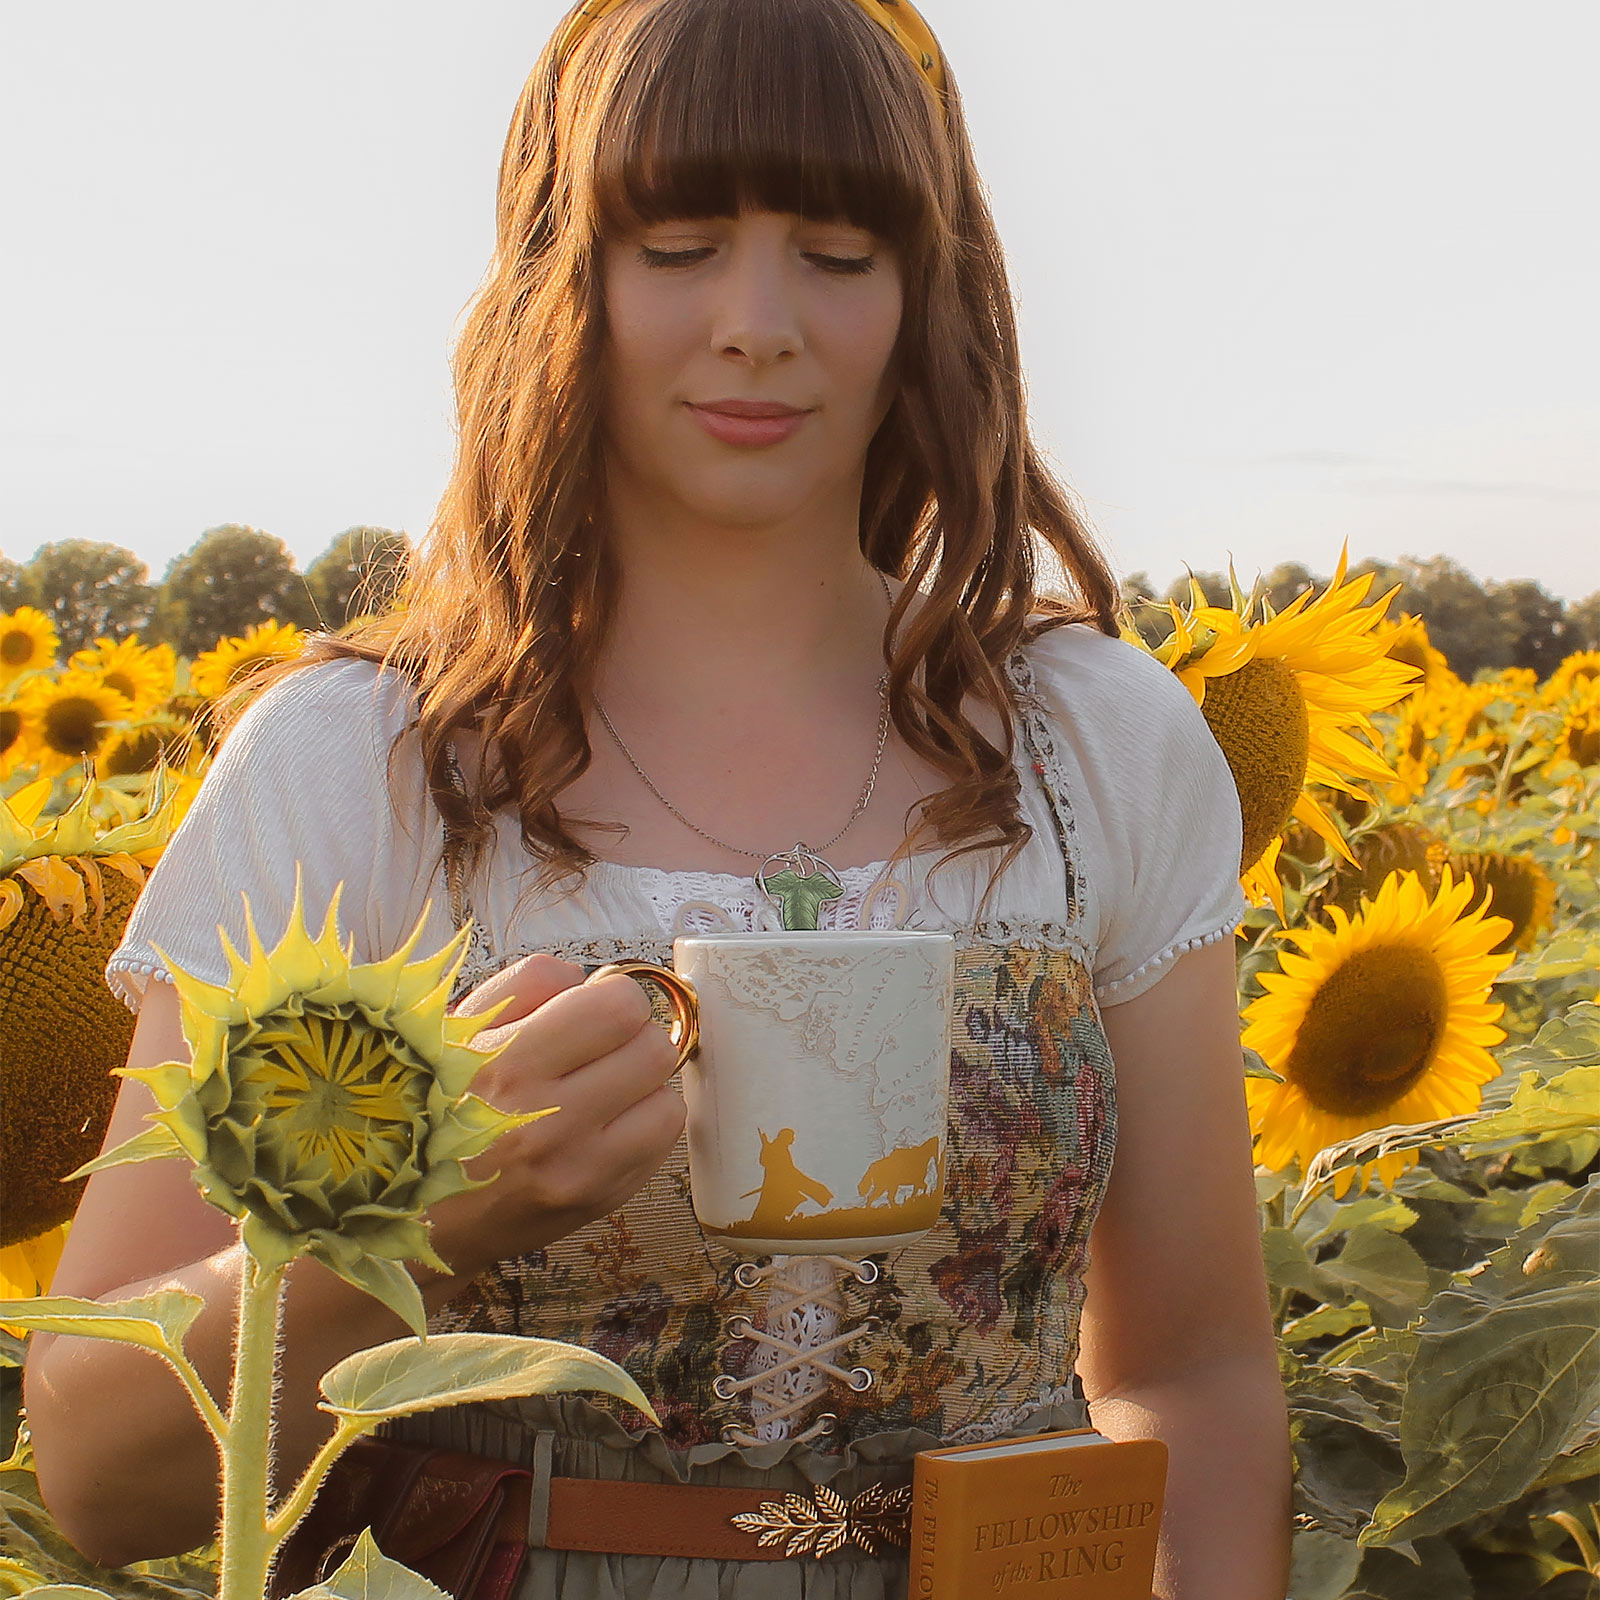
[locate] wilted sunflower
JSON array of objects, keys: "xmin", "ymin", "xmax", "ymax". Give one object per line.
[
  {"xmin": 69, "ymin": 635, "xmax": 177, "ymax": 715},
  {"xmin": 13, "ymin": 668, "xmax": 135, "ymax": 779},
  {"xmin": 74, "ymin": 872, "xmax": 536, "ymax": 1330},
  {"xmin": 1243, "ymin": 866, "xmax": 1514, "ymax": 1194},
  {"xmin": 190, "ymin": 619, "xmax": 307, "ymax": 701},
  {"xmin": 1, "ymin": 768, "xmax": 177, "ymax": 1258},
  {"xmin": 1136, "ymin": 543, "xmax": 1421, "ymax": 919},
  {"xmin": 1445, "ymin": 849, "xmax": 1558, "ymax": 954},
  {"xmin": 0, "ymin": 606, "xmax": 59, "ymax": 686}
]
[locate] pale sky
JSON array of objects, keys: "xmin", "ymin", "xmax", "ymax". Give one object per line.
[{"xmin": 3, "ymin": 2, "xmax": 1596, "ymax": 600}]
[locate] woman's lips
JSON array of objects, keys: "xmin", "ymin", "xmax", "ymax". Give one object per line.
[{"xmin": 687, "ymin": 402, "xmax": 811, "ymax": 448}]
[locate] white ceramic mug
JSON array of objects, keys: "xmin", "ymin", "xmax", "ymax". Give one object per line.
[{"xmin": 595, "ymin": 930, "xmax": 955, "ymax": 1255}]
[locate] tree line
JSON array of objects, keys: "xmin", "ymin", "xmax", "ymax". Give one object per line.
[
  {"xmin": 1, "ymin": 528, "xmax": 1594, "ymax": 681},
  {"xmin": 1121, "ymin": 556, "xmax": 1599, "ymax": 682},
  {"xmin": 0, "ymin": 526, "xmax": 409, "ymax": 658}
]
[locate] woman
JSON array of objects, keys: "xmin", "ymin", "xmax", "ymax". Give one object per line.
[{"xmin": 25, "ymin": 0, "xmax": 1292, "ymax": 1594}]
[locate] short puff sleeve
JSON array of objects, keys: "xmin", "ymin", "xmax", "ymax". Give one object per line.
[
  {"xmin": 105, "ymin": 658, "xmax": 441, "ymax": 1013},
  {"xmin": 1027, "ymin": 625, "xmax": 1248, "ymax": 1008}
]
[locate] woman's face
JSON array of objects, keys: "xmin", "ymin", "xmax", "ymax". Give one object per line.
[{"xmin": 599, "ymin": 208, "xmax": 904, "ymax": 531}]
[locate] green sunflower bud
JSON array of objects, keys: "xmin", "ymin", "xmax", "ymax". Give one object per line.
[{"xmin": 72, "ymin": 868, "xmax": 535, "ymax": 1333}]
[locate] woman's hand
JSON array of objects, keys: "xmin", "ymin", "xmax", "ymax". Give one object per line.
[{"xmin": 426, "ymin": 955, "xmax": 687, "ymax": 1275}]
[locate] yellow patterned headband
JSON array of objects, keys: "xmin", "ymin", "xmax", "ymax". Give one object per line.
[{"xmin": 554, "ymin": 0, "xmax": 946, "ymax": 106}]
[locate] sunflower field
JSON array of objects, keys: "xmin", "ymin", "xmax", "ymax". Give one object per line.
[{"xmin": 2, "ymin": 554, "xmax": 1598, "ymax": 1599}]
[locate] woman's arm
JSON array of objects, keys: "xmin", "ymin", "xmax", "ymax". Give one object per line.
[{"xmin": 1079, "ymin": 935, "xmax": 1293, "ymax": 1600}]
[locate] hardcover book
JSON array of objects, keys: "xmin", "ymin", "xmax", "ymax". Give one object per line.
[{"xmin": 909, "ymin": 1428, "xmax": 1167, "ymax": 1598}]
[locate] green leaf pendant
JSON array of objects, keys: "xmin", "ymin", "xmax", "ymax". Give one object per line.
[{"xmin": 757, "ymin": 846, "xmax": 846, "ymax": 931}]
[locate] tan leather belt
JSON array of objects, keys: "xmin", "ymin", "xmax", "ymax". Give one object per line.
[{"xmin": 542, "ymin": 1474, "xmax": 913, "ymax": 1562}]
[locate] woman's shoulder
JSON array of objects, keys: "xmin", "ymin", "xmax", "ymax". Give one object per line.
[
  {"xmin": 223, "ymin": 655, "xmax": 419, "ymax": 756},
  {"xmin": 1016, "ymin": 618, "xmax": 1204, "ymax": 744}
]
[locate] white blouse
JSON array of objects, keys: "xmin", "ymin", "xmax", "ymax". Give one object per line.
[{"xmin": 106, "ymin": 623, "xmax": 1247, "ymax": 1016}]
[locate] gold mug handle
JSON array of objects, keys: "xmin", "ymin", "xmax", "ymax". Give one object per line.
[{"xmin": 590, "ymin": 961, "xmax": 701, "ymax": 1070}]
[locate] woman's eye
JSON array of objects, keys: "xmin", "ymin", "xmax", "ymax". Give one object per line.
[
  {"xmin": 807, "ymin": 253, "xmax": 877, "ymax": 276},
  {"xmin": 637, "ymin": 245, "xmax": 714, "ymax": 268},
  {"xmin": 635, "ymin": 245, "xmax": 876, "ymax": 275}
]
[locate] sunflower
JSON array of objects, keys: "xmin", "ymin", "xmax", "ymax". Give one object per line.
[
  {"xmin": 1, "ymin": 769, "xmax": 178, "ymax": 1262},
  {"xmin": 1, "ymin": 690, "xmax": 38, "ymax": 779},
  {"xmin": 1243, "ymin": 866, "xmax": 1514, "ymax": 1194},
  {"xmin": 1307, "ymin": 821, "xmax": 1450, "ymax": 925},
  {"xmin": 1543, "ymin": 650, "xmax": 1600, "ymax": 705},
  {"xmin": 1445, "ymin": 849, "xmax": 1559, "ymax": 954},
  {"xmin": 0, "ymin": 1224, "xmax": 68, "ymax": 1335},
  {"xmin": 98, "ymin": 711, "xmax": 203, "ymax": 780},
  {"xmin": 1134, "ymin": 543, "xmax": 1421, "ymax": 919},
  {"xmin": 190, "ymin": 618, "xmax": 307, "ymax": 701},
  {"xmin": 13, "ymin": 669, "xmax": 135, "ymax": 780},
  {"xmin": 0, "ymin": 606, "xmax": 59, "ymax": 686},
  {"xmin": 1542, "ymin": 679, "xmax": 1600, "ymax": 775},
  {"xmin": 1373, "ymin": 612, "xmax": 1456, "ymax": 696},
  {"xmin": 69, "ymin": 635, "xmax": 176, "ymax": 715}
]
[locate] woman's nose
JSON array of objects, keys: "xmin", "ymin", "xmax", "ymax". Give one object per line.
[{"xmin": 709, "ymin": 251, "xmax": 804, "ymax": 366}]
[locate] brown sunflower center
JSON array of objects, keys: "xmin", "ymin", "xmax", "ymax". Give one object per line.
[
  {"xmin": 103, "ymin": 669, "xmax": 138, "ymax": 700},
  {"xmin": 1285, "ymin": 943, "xmax": 1449, "ymax": 1117},
  {"xmin": 1565, "ymin": 720, "xmax": 1600, "ymax": 769},
  {"xmin": 0, "ymin": 707, "xmax": 19, "ymax": 755},
  {"xmin": 1199, "ymin": 656, "xmax": 1310, "ymax": 871},
  {"xmin": 1, "ymin": 630, "xmax": 38, "ymax": 667},
  {"xmin": 102, "ymin": 724, "xmax": 186, "ymax": 777},
  {"xmin": 1451, "ymin": 851, "xmax": 1549, "ymax": 955},
  {"xmin": 42, "ymin": 694, "xmax": 112, "ymax": 757}
]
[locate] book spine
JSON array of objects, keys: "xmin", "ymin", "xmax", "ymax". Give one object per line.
[{"xmin": 909, "ymin": 1460, "xmax": 966, "ymax": 1599}]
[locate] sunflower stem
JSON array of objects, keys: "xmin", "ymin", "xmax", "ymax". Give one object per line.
[
  {"xmin": 267, "ymin": 1418, "xmax": 369, "ymax": 1544},
  {"xmin": 216, "ymin": 1254, "xmax": 287, "ymax": 1600}
]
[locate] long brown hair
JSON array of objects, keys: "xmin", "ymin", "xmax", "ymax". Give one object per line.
[{"xmin": 245, "ymin": 0, "xmax": 1118, "ymax": 905}]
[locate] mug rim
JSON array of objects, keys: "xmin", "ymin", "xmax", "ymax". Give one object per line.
[{"xmin": 672, "ymin": 930, "xmax": 955, "ymax": 947}]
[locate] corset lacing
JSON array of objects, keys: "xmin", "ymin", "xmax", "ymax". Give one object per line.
[{"xmin": 716, "ymin": 1256, "xmax": 880, "ymax": 1446}]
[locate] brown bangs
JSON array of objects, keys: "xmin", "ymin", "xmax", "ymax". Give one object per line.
[{"xmin": 577, "ymin": 0, "xmax": 944, "ymax": 251}]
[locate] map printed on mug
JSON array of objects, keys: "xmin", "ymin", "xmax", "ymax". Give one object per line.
[{"xmin": 674, "ymin": 931, "xmax": 955, "ymax": 1256}]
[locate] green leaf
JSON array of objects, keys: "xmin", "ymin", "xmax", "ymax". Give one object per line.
[
  {"xmin": 1292, "ymin": 1117, "xmax": 1481, "ymax": 1224},
  {"xmin": 318, "ymin": 1332, "xmax": 659, "ymax": 1426},
  {"xmin": 1284, "ymin": 1304, "xmax": 1375, "ymax": 1346},
  {"xmin": 1459, "ymin": 1066, "xmax": 1600, "ymax": 1151},
  {"xmin": 1305, "ymin": 1194, "xmax": 1419, "ymax": 1248},
  {"xmin": 1242, "ymin": 1046, "xmax": 1284, "ymax": 1082},
  {"xmin": 0, "ymin": 1294, "xmax": 203, "ymax": 1362},
  {"xmin": 282, "ymin": 1529, "xmax": 448, "ymax": 1600},
  {"xmin": 1320, "ymin": 1225, "xmax": 1435, "ymax": 1330},
  {"xmin": 1346, "ymin": 1537, "xmax": 1472, "ymax": 1599},
  {"xmin": 1360, "ymin": 1184, "xmax": 1600, "ymax": 1546},
  {"xmin": 1287, "ymin": 1530, "xmax": 1362, "ymax": 1600},
  {"xmin": 62, "ymin": 1124, "xmax": 188, "ymax": 1184}
]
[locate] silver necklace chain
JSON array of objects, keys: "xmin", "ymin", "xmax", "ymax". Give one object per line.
[{"xmin": 591, "ymin": 576, "xmax": 894, "ymax": 865}]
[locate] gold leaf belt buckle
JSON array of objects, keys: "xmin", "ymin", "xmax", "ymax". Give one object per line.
[{"xmin": 731, "ymin": 1481, "xmax": 913, "ymax": 1558}]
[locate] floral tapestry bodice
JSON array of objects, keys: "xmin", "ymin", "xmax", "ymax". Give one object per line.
[{"xmin": 425, "ymin": 654, "xmax": 1120, "ymax": 1451}]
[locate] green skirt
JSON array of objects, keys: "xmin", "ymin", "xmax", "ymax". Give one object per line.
[{"xmin": 383, "ymin": 1393, "xmax": 1091, "ymax": 1599}]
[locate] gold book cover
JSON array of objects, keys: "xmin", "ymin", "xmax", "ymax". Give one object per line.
[{"xmin": 908, "ymin": 1428, "xmax": 1167, "ymax": 1598}]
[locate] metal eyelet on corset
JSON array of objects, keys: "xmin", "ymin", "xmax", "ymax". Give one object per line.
[
  {"xmin": 723, "ymin": 1315, "xmax": 753, "ymax": 1339},
  {"xmin": 816, "ymin": 1412, "xmax": 838, "ymax": 1434},
  {"xmin": 847, "ymin": 1366, "xmax": 875, "ymax": 1392},
  {"xmin": 713, "ymin": 1373, "xmax": 741, "ymax": 1401},
  {"xmin": 852, "ymin": 1259, "xmax": 880, "ymax": 1285},
  {"xmin": 734, "ymin": 1262, "xmax": 765, "ymax": 1290}
]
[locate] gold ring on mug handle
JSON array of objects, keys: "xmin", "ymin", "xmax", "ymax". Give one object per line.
[{"xmin": 589, "ymin": 961, "xmax": 701, "ymax": 1069}]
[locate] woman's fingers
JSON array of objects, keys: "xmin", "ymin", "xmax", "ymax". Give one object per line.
[{"xmin": 452, "ymin": 953, "xmax": 586, "ymax": 1022}]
